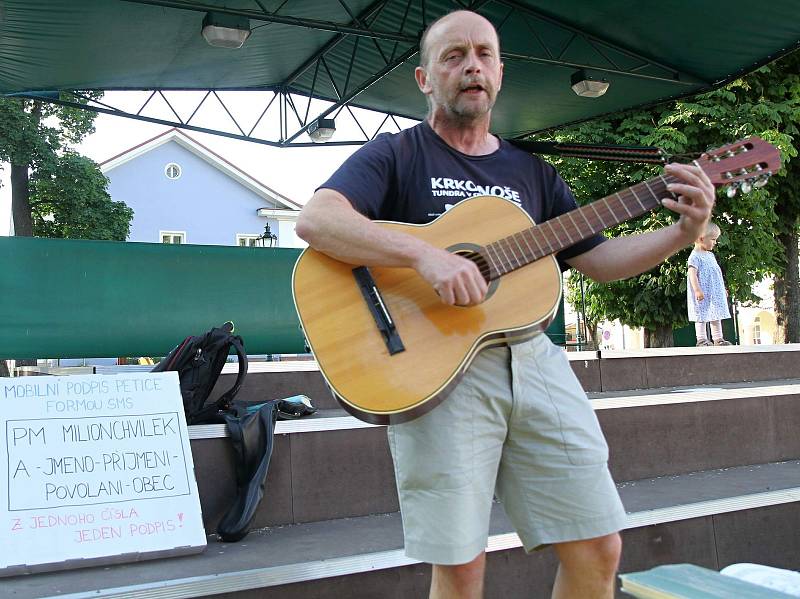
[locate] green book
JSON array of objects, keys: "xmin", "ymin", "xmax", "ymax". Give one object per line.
[{"xmin": 620, "ymin": 564, "xmax": 798, "ymax": 598}]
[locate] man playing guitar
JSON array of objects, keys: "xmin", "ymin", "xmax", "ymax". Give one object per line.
[{"xmin": 296, "ymin": 10, "xmax": 715, "ymax": 598}]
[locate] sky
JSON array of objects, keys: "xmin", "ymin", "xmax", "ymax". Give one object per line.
[{"xmin": 0, "ymin": 91, "xmax": 420, "ymax": 235}]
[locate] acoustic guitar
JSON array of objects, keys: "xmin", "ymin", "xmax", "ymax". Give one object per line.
[{"xmin": 292, "ymin": 138, "xmax": 781, "ymax": 424}]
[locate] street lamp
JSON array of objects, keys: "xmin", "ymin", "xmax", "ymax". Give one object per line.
[{"xmin": 255, "ymin": 223, "xmax": 277, "ymax": 247}]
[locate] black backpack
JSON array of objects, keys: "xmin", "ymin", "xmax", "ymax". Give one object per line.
[{"xmin": 152, "ymin": 321, "xmax": 247, "ymax": 424}]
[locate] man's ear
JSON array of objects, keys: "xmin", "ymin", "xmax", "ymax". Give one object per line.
[{"xmin": 415, "ymin": 66, "xmax": 430, "ymax": 95}]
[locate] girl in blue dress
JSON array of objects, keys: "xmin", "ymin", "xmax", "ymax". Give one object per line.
[{"xmin": 687, "ymin": 222, "xmax": 732, "ymax": 346}]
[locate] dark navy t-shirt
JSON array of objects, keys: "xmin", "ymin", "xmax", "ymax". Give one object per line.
[{"xmin": 320, "ymin": 121, "xmax": 605, "ymax": 269}]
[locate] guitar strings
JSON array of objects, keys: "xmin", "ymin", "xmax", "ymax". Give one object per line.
[{"xmin": 477, "ymin": 174, "xmax": 679, "ymax": 279}]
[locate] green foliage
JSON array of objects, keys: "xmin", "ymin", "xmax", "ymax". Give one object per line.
[
  {"xmin": 0, "ymin": 98, "xmax": 58, "ymax": 170},
  {"xmin": 29, "ymin": 152, "xmax": 133, "ymax": 241},
  {"xmin": 0, "ymin": 92, "xmax": 101, "ymax": 169},
  {"xmin": 48, "ymin": 92, "xmax": 104, "ymax": 146},
  {"xmin": 0, "ymin": 91, "xmax": 131, "ymax": 240},
  {"xmin": 544, "ymin": 50, "xmax": 800, "ymax": 337}
]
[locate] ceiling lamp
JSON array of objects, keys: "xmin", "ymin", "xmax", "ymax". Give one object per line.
[
  {"xmin": 570, "ymin": 69, "xmax": 610, "ymax": 98},
  {"xmin": 202, "ymin": 12, "xmax": 251, "ymax": 49},
  {"xmin": 308, "ymin": 118, "xmax": 336, "ymax": 143}
]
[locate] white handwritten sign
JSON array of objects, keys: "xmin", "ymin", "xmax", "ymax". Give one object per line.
[{"xmin": 0, "ymin": 372, "xmax": 206, "ymax": 576}]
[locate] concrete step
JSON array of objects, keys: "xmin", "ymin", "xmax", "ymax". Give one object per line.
[
  {"xmin": 208, "ymin": 350, "xmax": 603, "ymax": 410},
  {"xmin": 8, "ymin": 460, "xmax": 799, "ymax": 598},
  {"xmin": 596, "ymin": 343, "xmax": 800, "ymax": 391},
  {"xmin": 204, "ymin": 344, "xmax": 800, "ymax": 410},
  {"xmin": 190, "ymin": 379, "xmax": 800, "ymax": 530},
  {"xmin": 19, "ymin": 346, "xmax": 797, "ymax": 598},
  {"xmin": 211, "ymin": 359, "xmax": 339, "ymax": 410}
]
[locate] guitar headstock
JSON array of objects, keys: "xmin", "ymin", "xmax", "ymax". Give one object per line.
[{"xmin": 696, "ymin": 137, "xmax": 782, "ymax": 197}]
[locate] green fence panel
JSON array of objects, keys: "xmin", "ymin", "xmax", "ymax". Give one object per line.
[
  {"xmin": 672, "ymin": 324, "xmax": 696, "ymax": 347},
  {"xmin": 545, "ymin": 294, "xmax": 567, "ymax": 346},
  {"xmin": 673, "ymin": 314, "xmax": 737, "ymax": 346},
  {"xmin": 0, "ymin": 237, "xmax": 306, "ymax": 359}
]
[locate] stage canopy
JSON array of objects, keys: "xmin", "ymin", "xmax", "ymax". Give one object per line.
[{"xmin": 1, "ymin": 0, "xmax": 799, "ymax": 145}]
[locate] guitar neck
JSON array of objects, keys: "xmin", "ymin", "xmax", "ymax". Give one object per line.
[{"xmin": 482, "ymin": 173, "xmax": 676, "ymax": 280}]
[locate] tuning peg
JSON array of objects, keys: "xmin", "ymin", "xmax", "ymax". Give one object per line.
[
  {"xmin": 754, "ymin": 172, "xmax": 771, "ymax": 188},
  {"xmin": 725, "ymin": 182, "xmax": 739, "ymax": 198},
  {"xmin": 740, "ymin": 179, "xmax": 753, "ymax": 194}
]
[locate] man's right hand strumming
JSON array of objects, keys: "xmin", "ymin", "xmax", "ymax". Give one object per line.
[{"xmin": 414, "ymin": 247, "xmax": 488, "ymax": 307}]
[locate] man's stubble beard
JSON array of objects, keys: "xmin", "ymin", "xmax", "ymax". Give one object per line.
[{"xmin": 432, "ymin": 89, "xmax": 496, "ymax": 125}]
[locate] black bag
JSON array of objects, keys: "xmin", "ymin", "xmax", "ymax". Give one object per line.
[
  {"xmin": 216, "ymin": 395, "xmax": 316, "ymax": 542},
  {"xmin": 216, "ymin": 400, "xmax": 279, "ymax": 542},
  {"xmin": 152, "ymin": 321, "xmax": 247, "ymax": 424}
]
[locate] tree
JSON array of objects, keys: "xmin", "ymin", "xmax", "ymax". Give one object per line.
[
  {"xmin": 774, "ymin": 155, "xmax": 800, "ymax": 342},
  {"xmin": 545, "ymin": 53, "xmax": 800, "ymax": 346},
  {"xmin": 0, "ymin": 92, "xmax": 133, "ymax": 239},
  {"xmin": 660, "ymin": 53, "xmax": 800, "ymax": 342},
  {"xmin": 740, "ymin": 53, "xmax": 800, "ymax": 343},
  {"xmin": 30, "ymin": 151, "xmax": 132, "ymax": 241}
]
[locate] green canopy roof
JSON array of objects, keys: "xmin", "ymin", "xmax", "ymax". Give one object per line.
[{"xmin": 2, "ymin": 0, "xmax": 799, "ymax": 140}]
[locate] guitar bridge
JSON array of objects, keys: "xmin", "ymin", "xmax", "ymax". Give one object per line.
[{"xmin": 352, "ymin": 266, "xmax": 405, "ymax": 355}]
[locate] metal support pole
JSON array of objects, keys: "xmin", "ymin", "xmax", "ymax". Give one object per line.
[{"xmin": 579, "ymin": 272, "xmax": 588, "ymax": 350}]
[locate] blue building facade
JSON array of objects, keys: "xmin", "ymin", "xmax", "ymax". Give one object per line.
[{"xmin": 101, "ymin": 128, "xmax": 302, "ymax": 248}]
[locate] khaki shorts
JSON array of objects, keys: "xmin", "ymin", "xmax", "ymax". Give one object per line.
[{"xmin": 387, "ymin": 334, "xmax": 627, "ymax": 565}]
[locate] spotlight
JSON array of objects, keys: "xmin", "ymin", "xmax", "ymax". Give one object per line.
[
  {"xmin": 308, "ymin": 118, "xmax": 336, "ymax": 143},
  {"xmin": 570, "ymin": 69, "xmax": 610, "ymax": 98},
  {"xmin": 202, "ymin": 12, "xmax": 251, "ymax": 49}
]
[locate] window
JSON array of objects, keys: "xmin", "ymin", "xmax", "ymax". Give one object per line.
[
  {"xmin": 752, "ymin": 317, "xmax": 762, "ymax": 344},
  {"xmin": 160, "ymin": 231, "xmax": 186, "ymax": 244},
  {"xmin": 236, "ymin": 234, "xmax": 260, "ymax": 247},
  {"xmin": 164, "ymin": 163, "xmax": 182, "ymax": 180}
]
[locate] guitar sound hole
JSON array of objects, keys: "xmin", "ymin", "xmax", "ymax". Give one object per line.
[{"xmin": 454, "ymin": 250, "xmax": 491, "ymax": 285}]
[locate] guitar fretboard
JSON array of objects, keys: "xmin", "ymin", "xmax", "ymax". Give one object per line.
[{"xmin": 481, "ymin": 173, "xmax": 679, "ymax": 279}]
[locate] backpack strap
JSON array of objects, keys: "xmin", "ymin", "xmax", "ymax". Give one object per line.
[
  {"xmin": 213, "ymin": 333, "xmax": 248, "ymax": 411},
  {"xmin": 184, "ymin": 324, "xmax": 248, "ymax": 424}
]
